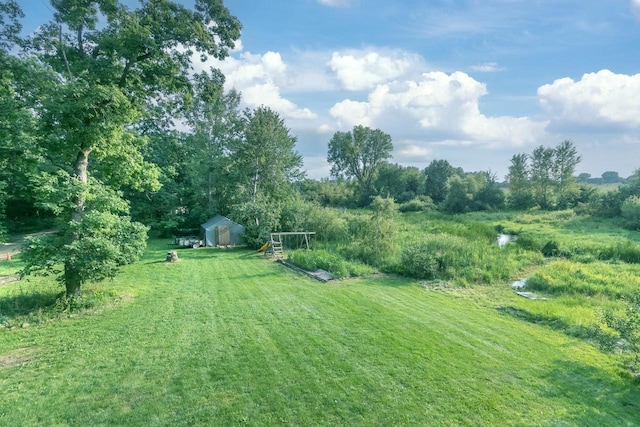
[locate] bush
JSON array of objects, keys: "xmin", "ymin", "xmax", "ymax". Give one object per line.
[
  {"xmin": 400, "ymin": 244, "xmax": 439, "ymax": 279},
  {"xmin": 621, "ymin": 195, "xmax": 640, "ymax": 230},
  {"xmin": 288, "ymin": 249, "xmax": 373, "ymax": 278},
  {"xmin": 398, "ymin": 197, "xmax": 433, "ymax": 213},
  {"xmin": 599, "ymin": 240, "xmax": 640, "ymax": 264},
  {"xmin": 541, "ymin": 240, "xmax": 560, "ymax": 257},
  {"xmin": 399, "ymin": 234, "xmax": 473, "ymax": 281}
]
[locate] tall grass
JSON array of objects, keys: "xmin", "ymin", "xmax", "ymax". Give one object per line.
[
  {"xmin": 527, "ymin": 260, "xmax": 640, "ymax": 299},
  {"xmin": 287, "ymin": 249, "xmax": 374, "ymax": 278}
]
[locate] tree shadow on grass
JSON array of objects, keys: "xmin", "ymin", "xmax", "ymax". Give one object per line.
[
  {"xmin": 0, "ymin": 289, "xmax": 60, "ymax": 324},
  {"xmin": 496, "ymin": 305, "xmax": 598, "ymax": 341},
  {"xmin": 542, "ymin": 359, "xmax": 639, "ymax": 425}
]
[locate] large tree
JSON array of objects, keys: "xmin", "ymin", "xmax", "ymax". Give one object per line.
[
  {"xmin": 506, "ymin": 153, "xmax": 534, "ymax": 210},
  {"xmin": 0, "ymin": 1, "xmax": 55, "ymax": 239},
  {"xmin": 423, "ymin": 159, "xmax": 454, "ymax": 204},
  {"xmin": 552, "ymin": 140, "xmax": 581, "ymax": 208},
  {"xmin": 183, "ymin": 71, "xmax": 243, "ymax": 217},
  {"xmin": 373, "ymin": 163, "xmax": 422, "ymax": 203},
  {"xmin": 230, "ymin": 106, "xmax": 304, "ymax": 203},
  {"xmin": 19, "ymin": 0, "xmax": 241, "ymax": 295},
  {"xmin": 327, "ymin": 125, "xmax": 393, "ymax": 206},
  {"xmin": 529, "ymin": 146, "xmax": 555, "ymax": 209}
]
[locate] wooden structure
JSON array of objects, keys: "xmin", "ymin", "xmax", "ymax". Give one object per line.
[{"xmin": 268, "ymin": 232, "xmax": 316, "ymax": 258}]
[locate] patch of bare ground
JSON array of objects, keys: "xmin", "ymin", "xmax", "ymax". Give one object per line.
[
  {"xmin": 0, "ymin": 275, "xmax": 20, "ymax": 286},
  {"xmin": 0, "ymin": 347, "xmax": 38, "ymax": 369}
]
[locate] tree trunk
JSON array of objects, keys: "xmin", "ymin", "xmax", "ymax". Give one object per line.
[
  {"xmin": 64, "ymin": 261, "xmax": 82, "ymax": 296},
  {"xmin": 64, "ymin": 148, "xmax": 91, "ymax": 296},
  {"xmin": 72, "ymin": 149, "xmax": 90, "ymax": 220}
]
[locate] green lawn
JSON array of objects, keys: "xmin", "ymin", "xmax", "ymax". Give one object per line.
[{"xmin": 0, "ymin": 241, "xmax": 638, "ymax": 426}]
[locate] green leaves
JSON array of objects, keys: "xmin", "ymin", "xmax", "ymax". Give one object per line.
[
  {"xmin": 21, "ymin": 210, "xmax": 148, "ymax": 286},
  {"xmin": 327, "ymin": 125, "xmax": 393, "ymax": 206}
]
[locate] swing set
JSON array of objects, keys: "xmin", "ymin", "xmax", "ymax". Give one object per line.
[{"xmin": 259, "ymin": 232, "xmax": 316, "ymax": 258}]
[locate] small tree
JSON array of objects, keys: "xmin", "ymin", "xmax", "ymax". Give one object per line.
[{"xmin": 599, "ymin": 294, "xmax": 640, "ymax": 374}]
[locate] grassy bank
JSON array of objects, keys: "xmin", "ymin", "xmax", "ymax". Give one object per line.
[{"xmin": 1, "ymin": 241, "xmax": 638, "ymax": 425}]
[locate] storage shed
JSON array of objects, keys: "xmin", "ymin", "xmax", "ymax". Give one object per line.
[{"xmin": 200, "ymin": 215, "xmax": 245, "ymax": 247}]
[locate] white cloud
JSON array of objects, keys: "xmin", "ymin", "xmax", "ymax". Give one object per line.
[
  {"xmin": 329, "ymin": 71, "xmax": 545, "ymax": 148},
  {"xmin": 230, "ymin": 39, "xmax": 243, "ymax": 53},
  {"xmin": 328, "ymin": 50, "xmax": 425, "ymax": 91},
  {"xmin": 394, "ymin": 143, "xmax": 433, "ymax": 163},
  {"xmin": 538, "ymin": 69, "xmax": 640, "ymax": 132},
  {"xmin": 318, "ymin": 0, "xmax": 349, "ymax": 7},
  {"xmin": 632, "ymin": 0, "xmax": 640, "ymax": 20},
  {"xmin": 198, "ymin": 50, "xmax": 318, "ymax": 121},
  {"xmin": 470, "ymin": 62, "xmax": 505, "ymax": 72}
]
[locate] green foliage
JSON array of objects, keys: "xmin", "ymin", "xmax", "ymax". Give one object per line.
[
  {"xmin": 373, "ymin": 162, "xmax": 423, "ymax": 203},
  {"xmin": 231, "ymin": 106, "xmax": 304, "ymax": 203},
  {"xmin": 598, "ymin": 239, "xmax": 640, "ymax": 264},
  {"xmin": 279, "ymin": 198, "xmax": 348, "ymax": 243},
  {"xmin": 621, "ymin": 195, "xmax": 640, "ymax": 230},
  {"xmin": 442, "ymin": 175, "xmax": 470, "ymax": 213},
  {"xmin": 398, "ymin": 196, "xmax": 434, "ymax": 213},
  {"xmin": 400, "ymin": 243, "xmax": 439, "ymax": 279},
  {"xmin": 525, "ymin": 260, "xmax": 640, "ymax": 299},
  {"xmin": 507, "ymin": 141, "xmax": 582, "ymax": 210},
  {"xmin": 13, "ymin": 0, "xmax": 241, "ymax": 294},
  {"xmin": 21, "ymin": 211, "xmax": 148, "ymax": 287},
  {"xmin": 230, "ymin": 198, "xmax": 282, "ymax": 249},
  {"xmin": 506, "ymin": 153, "xmax": 535, "ymax": 209},
  {"xmin": 423, "ymin": 159, "xmax": 454, "ymax": 203},
  {"xmin": 327, "ymin": 125, "xmax": 393, "ymax": 206},
  {"xmin": 288, "ymin": 249, "xmax": 373, "ymax": 278},
  {"xmin": 341, "ymin": 197, "xmax": 398, "ymax": 268},
  {"xmin": 541, "ymin": 240, "xmax": 561, "ymax": 257},
  {"xmin": 599, "ymin": 294, "xmax": 640, "ymax": 370},
  {"xmin": 399, "ymin": 233, "xmax": 530, "ymax": 285}
]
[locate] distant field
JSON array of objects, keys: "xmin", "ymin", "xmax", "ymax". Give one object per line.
[{"xmin": 1, "ymin": 240, "xmax": 638, "ymax": 426}]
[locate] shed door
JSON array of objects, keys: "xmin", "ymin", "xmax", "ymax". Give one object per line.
[{"xmin": 216, "ymin": 226, "xmax": 231, "ymax": 246}]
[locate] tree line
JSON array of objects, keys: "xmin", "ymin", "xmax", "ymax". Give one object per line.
[{"xmin": 1, "ymin": 1, "xmax": 639, "ymax": 296}]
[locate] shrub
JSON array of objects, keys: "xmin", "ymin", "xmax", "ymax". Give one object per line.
[
  {"xmin": 541, "ymin": 240, "xmax": 560, "ymax": 257},
  {"xmin": 399, "ymin": 234, "xmax": 473, "ymax": 281},
  {"xmin": 599, "ymin": 240, "xmax": 640, "ymax": 264},
  {"xmin": 398, "ymin": 197, "xmax": 433, "ymax": 213},
  {"xmin": 288, "ymin": 249, "xmax": 373, "ymax": 278},
  {"xmin": 400, "ymin": 244, "xmax": 439, "ymax": 279},
  {"xmin": 280, "ymin": 200, "xmax": 348, "ymax": 243},
  {"xmin": 621, "ymin": 196, "xmax": 640, "ymax": 230}
]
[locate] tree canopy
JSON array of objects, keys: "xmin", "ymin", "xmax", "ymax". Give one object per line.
[
  {"xmin": 17, "ymin": 0, "xmax": 241, "ymax": 295},
  {"xmin": 327, "ymin": 125, "xmax": 393, "ymax": 206}
]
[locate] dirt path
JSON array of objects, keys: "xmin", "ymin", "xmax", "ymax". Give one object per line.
[{"xmin": 0, "ymin": 230, "xmax": 58, "ymax": 259}]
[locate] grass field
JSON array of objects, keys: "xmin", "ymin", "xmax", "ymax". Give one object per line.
[{"xmin": 1, "ymin": 240, "xmax": 639, "ymax": 426}]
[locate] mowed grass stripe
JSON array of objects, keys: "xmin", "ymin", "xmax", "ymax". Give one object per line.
[{"xmin": 0, "ymin": 244, "xmax": 638, "ymax": 426}]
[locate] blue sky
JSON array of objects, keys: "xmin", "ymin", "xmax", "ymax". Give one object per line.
[{"xmin": 18, "ymin": 0, "xmax": 640, "ymax": 179}]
